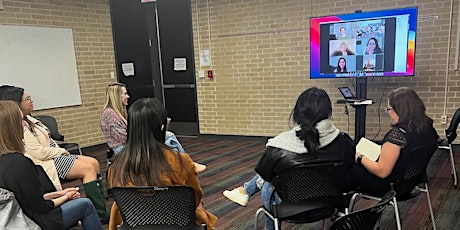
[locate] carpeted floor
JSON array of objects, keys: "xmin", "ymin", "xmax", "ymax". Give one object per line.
[{"xmin": 70, "ymin": 136, "xmax": 460, "ymax": 230}]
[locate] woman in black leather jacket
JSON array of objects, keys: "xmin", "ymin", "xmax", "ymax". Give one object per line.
[{"xmin": 223, "ymin": 87, "xmax": 355, "ymax": 230}]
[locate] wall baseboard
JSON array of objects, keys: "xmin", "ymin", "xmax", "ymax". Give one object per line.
[{"xmin": 192, "ymin": 134, "xmax": 270, "ymax": 142}]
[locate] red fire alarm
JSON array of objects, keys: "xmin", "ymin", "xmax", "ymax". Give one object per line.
[{"xmin": 207, "ymin": 70, "xmax": 213, "ymax": 79}]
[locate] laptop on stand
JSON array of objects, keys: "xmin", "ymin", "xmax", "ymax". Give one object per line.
[{"xmin": 338, "ymin": 86, "xmax": 361, "ymax": 102}]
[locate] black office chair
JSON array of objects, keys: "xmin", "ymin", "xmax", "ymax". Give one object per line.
[
  {"xmin": 34, "ymin": 115, "xmax": 82, "ymax": 155},
  {"xmin": 254, "ymin": 162, "xmax": 351, "ymax": 230},
  {"xmin": 109, "ymin": 186, "xmax": 206, "ymax": 230},
  {"xmin": 348, "ymin": 141, "xmax": 441, "ymax": 230},
  {"xmin": 438, "ymin": 108, "xmax": 460, "ymax": 188},
  {"xmin": 330, "ymin": 190, "xmax": 396, "ymax": 230}
]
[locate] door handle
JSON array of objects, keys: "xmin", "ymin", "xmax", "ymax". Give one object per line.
[{"xmin": 163, "ymin": 84, "xmax": 195, "ymax": 89}]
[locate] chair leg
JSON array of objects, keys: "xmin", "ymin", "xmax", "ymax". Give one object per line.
[
  {"xmin": 254, "ymin": 208, "xmax": 266, "ymax": 230},
  {"xmin": 392, "ymin": 197, "xmax": 402, "ymax": 230},
  {"xmin": 421, "ymin": 183, "xmax": 437, "ymax": 230},
  {"xmin": 348, "ymin": 193, "xmax": 382, "ymax": 212},
  {"xmin": 449, "ymin": 145, "xmax": 457, "ymax": 188},
  {"xmin": 348, "ymin": 193, "xmax": 359, "ymax": 212},
  {"xmin": 273, "ymin": 218, "xmax": 280, "ymax": 230},
  {"xmin": 254, "ymin": 208, "xmax": 278, "ymax": 230}
]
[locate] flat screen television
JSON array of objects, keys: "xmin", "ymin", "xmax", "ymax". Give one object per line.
[{"xmin": 310, "ymin": 7, "xmax": 417, "ymax": 79}]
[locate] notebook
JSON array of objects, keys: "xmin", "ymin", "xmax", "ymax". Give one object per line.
[{"xmin": 356, "ymin": 137, "xmax": 381, "ymax": 161}]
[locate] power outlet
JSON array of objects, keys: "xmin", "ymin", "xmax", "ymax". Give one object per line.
[{"xmin": 441, "ymin": 115, "xmax": 448, "ymax": 125}]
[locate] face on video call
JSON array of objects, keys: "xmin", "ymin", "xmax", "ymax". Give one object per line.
[{"xmin": 339, "ymin": 58, "xmax": 346, "ymax": 69}]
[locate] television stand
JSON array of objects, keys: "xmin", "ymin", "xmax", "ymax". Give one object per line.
[{"xmin": 336, "ymin": 78, "xmax": 369, "ymax": 143}]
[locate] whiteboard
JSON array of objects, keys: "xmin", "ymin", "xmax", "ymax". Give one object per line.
[{"xmin": 0, "ymin": 25, "xmax": 81, "ymax": 110}]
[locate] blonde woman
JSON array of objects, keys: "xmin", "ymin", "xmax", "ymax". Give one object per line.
[
  {"xmin": 100, "ymin": 83, "xmax": 206, "ymax": 172},
  {"xmin": 0, "ymin": 85, "xmax": 109, "ymax": 224},
  {"xmin": 332, "ymin": 41, "xmax": 355, "ymax": 56},
  {"xmin": 100, "ymin": 83, "xmax": 129, "ymax": 155},
  {"xmin": 0, "ymin": 101, "xmax": 102, "ymax": 229}
]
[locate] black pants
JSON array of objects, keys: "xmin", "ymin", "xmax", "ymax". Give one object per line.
[{"xmin": 345, "ymin": 164, "xmax": 392, "ymax": 196}]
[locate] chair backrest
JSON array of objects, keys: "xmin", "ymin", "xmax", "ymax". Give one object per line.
[
  {"xmin": 110, "ymin": 186, "xmax": 200, "ymax": 229},
  {"xmin": 393, "ymin": 141, "xmax": 440, "ymax": 197},
  {"xmin": 271, "ymin": 162, "xmax": 348, "ymax": 221},
  {"xmin": 34, "ymin": 115, "xmax": 64, "ymax": 141},
  {"xmin": 329, "ymin": 190, "xmax": 396, "ymax": 230},
  {"xmin": 445, "ymin": 108, "xmax": 460, "ymax": 144},
  {"xmin": 0, "ymin": 188, "xmax": 41, "ymax": 229}
]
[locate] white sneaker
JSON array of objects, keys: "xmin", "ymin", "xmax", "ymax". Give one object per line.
[{"xmin": 223, "ymin": 187, "xmax": 249, "ymax": 206}]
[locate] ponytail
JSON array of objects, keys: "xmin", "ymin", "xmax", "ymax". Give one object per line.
[{"xmin": 296, "ymin": 123, "xmax": 320, "ymax": 154}]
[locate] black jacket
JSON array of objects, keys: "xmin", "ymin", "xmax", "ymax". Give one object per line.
[
  {"xmin": 255, "ymin": 132, "xmax": 355, "ymax": 183},
  {"xmin": 0, "ymin": 153, "xmax": 64, "ymax": 230}
]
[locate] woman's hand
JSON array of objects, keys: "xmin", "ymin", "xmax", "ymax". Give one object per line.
[
  {"xmin": 65, "ymin": 191, "xmax": 80, "ymax": 200},
  {"xmin": 59, "ymin": 187, "xmax": 78, "ymax": 196}
]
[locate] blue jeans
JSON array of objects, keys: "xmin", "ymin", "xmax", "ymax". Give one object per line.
[
  {"xmin": 243, "ymin": 174, "xmax": 281, "ymax": 230},
  {"xmin": 165, "ymin": 131, "xmax": 185, "ymax": 153},
  {"xmin": 113, "ymin": 132, "xmax": 184, "ymax": 155},
  {"xmin": 112, "ymin": 145, "xmax": 124, "ymax": 155},
  {"xmin": 61, "ymin": 198, "xmax": 102, "ymax": 230}
]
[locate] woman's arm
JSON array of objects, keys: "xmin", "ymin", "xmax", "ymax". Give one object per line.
[
  {"xmin": 6, "ymin": 155, "xmax": 55, "ymax": 214},
  {"xmin": 23, "ymin": 125, "xmax": 67, "ymax": 160},
  {"xmin": 356, "ymin": 141, "xmax": 401, "ymax": 178},
  {"xmin": 49, "ymin": 190, "xmax": 80, "ymax": 207},
  {"xmin": 49, "ymin": 194, "xmax": 69, "ymax": 207},
  {"xmin": 110, "ymin": 121, "xmax": 127, "ymax": 143},
  {"xmin": 43, "ymin": 187, "xmax": 79, "ymax": 200},
  {"xmin": 101, "ymin": 109, "xmax": 127, "ymax": 147},
  {"xmin": 255, "ymin": 147, "xmax": 280, "ymax": 182}
]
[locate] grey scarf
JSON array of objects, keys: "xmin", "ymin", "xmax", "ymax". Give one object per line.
[{"xmin": 266, "ymin": 119, "xmax": 340, "ymax": 154}]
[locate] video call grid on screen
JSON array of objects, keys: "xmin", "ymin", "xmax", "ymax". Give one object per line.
[{"xmin": 310, "ymin": 7, "xmax": 417, "ymax": 79}]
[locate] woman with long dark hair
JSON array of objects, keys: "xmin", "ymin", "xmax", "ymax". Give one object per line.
[
  {"xmin": 100, "ymin": 83, "xmax": 206, "ymax": 171},
  {"xmin": 107, "ymin": 98, "xmax": 217, "ymax": 230},
  {"xmin": 364, "ymin": 37, "xmax": 382, "ymax": 54},
  {"xmin": 334, "ymin": 57, "xmax": 347, "ymax": 73},
  {"xmin": 223, "ymin": 87, "xmax": 355, "ymax": 230}
]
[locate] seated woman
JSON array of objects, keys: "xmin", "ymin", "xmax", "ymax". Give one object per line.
[
  {"xmin": 0, "ymin": 101, "xmax": 102, "ymax": 230},
  {"xmin": 0, "ymin": 85, "xmax": 109, "ymax": 223},
  {"xmin": 100, "ymin": 83, "xmax": 206, "ymax": 172},
  {"xmin": 223, "ymin": 87, "xmax": 355, "ymax": 230},
  {"xmin": 346, "ymin": 87, "xmax": 439, "ymax": 196},
  {"xmin": 100, "ymin": 83, "xmax": 128, "ymax": 155},
  {"xmin": 107, "ymin": 98, "xmax": 217, "ymax": 230}
]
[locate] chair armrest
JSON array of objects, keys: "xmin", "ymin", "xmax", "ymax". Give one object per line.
[{"xmin": 59, "ymin": 143, "xmax": 82, "ymax": 155}]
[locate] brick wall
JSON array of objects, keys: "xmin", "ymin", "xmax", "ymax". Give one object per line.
[
  {"xmin": 193, "ymin": 0, "xmax": 460, "ymax": 140},
  {"xmin": 1, "ymin": 0, "xmax": 458, "ymax": 147},
  {"xmin": 0, "ymin": 0, "xmax": 116, "ymax": 147}
]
